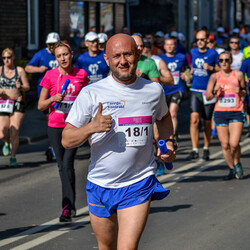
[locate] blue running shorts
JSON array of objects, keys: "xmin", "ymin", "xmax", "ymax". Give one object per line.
[
  {"xmin": 213, "ymin": 111, "xmax": 246, "ymax": 126},
  {"xmin": 86, "ymin": 175, "xmax": 170, "ymax": 217}
]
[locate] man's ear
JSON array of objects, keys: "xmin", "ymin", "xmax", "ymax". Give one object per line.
[{"xmin": 104, "ymin": 54, "xmax": 110, "ymax": 66}]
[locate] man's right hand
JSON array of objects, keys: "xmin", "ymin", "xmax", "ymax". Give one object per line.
[{"xmin": 93, "ymin": 102, "xmax": 113, "ymax": 133}]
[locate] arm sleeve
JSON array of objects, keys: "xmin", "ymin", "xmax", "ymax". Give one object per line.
[{"xmin": 66, "ymin": 88, "xmax": 92, "ymax": 128}]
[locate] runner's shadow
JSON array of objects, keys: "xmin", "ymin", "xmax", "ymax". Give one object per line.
[{"xmin": 149, "ymin": 204, "xmax": 192, "ymax": 214}]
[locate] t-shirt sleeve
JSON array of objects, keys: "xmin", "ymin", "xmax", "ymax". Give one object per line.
[
  {"xmin": 148, "ymin": 60, "xmax": 160, "ymax": 79},
  {"xmin": 40, "ymin": 71, "xmax": 51, "ymax": 89},
  {"xmin": 66, "ymin": 88, "xmax": 92, "ymax": 128},
  {"xmin": 240, "ymin": 59, "xmax": 247, "ymax": 74},
  {"xmin": 27, "ymin": 51, "xmax": 40, "ymax": 66},
  {"xmin": 155, "ymin": 83, "xmax": 168, "ymax": 120}
]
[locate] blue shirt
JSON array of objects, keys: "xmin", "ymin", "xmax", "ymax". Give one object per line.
[
  {"xmin": 75, "ymin": 51, "xmax": 109, "ymax": 83},
  {"xmin": 27, "ymin": 48, "xmax": 58, "ymax": 85},
  {"xmin": 160, "ymin": 53, "xmax": 188, "ymax": 95},
  {"xmin": 240, "ymin": 57, "xmax": 250, "ymax": 88},
  {"xmin": 190, "ymin": 48, "xmax": 219, "ymax": 92}
]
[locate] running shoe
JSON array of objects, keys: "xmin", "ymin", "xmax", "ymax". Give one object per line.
[
  {"xmin": 45, "ymin": 147, "xmax": 54, "ymax": 162},
  {"xmin": 156, "ymin": 162, "xmax": 165, "ymax": 176},
  {"xmin": 224, "ymin": 168, "xmax": 236, "ymax": 180},
  {"xmin": 71, "ymin": 209, "xmax": 77, "ymax": 217},
  {"xmin": 202, "ymin": 149, "xmax": 210, "ymax": 161},
  {"xmin": 10, "ymin": 157, "xmax": 17, "ymax": 167},
  {"xmin": 235, "ymin": 163, "xmax": 243, "ymax": 179},
  {"xmin": 186, "ymin": 151, "xmax": 199, "ymax": 161},
  {"xmin": 211, "ymin": 129, "xmax": 217, "ymax": 139},
  {"xmin": 2, "ymin": 142, "xmax": 10, "ymax": 156},
  {"xmin": 59, "ymin": 205, "xmax": 72, "ymax": 222}
]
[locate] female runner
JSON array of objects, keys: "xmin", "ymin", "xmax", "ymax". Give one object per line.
[{"xmin": 38, "ymin": 41, "xmax": 89, "ymax": 222}]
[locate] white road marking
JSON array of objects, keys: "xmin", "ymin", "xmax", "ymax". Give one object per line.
[{"xmin": 2, "ymin": 138, "xmax": 249, "ymax": 249}]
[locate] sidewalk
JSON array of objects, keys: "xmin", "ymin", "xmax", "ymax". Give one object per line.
[{"xmin": 0, "ymin": 108, "xmax": 48, "ymax": 147}]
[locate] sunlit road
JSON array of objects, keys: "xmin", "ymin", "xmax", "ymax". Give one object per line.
[{"xmin": 1, "ymin": 100, "xmax": 250, "ymax": 249}]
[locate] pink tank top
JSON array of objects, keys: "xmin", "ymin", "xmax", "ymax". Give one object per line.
[{"xmin": 214, "ymin": 70, "xmax": 243, "ymax": 112}]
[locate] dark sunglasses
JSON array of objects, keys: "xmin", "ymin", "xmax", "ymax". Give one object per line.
[
  {"xmin": 2, "ymin": 56, "xmax": 12, "ymax": 60},
  {"xmin": 230, "ymin": 41, "xmax": 239, "ymax": 44},
  {"xmin": 196, "ymin": 38, "xmax": 206, "ymax": 42},
  {"xmin": 219, "ymin": 58, "xmax": 230, "ymax": 63}
]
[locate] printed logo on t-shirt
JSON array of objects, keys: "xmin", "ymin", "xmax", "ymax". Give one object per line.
[
  {"xmin": 168, "ymin": 62, "xmax": 177, "ymax": 72},
  {"xmin": 66, "ymin": 83, "xmax": 76, "ymax": 95},
  {"xmin": 195, "ymin": 58, "xmax": 204, "ymax": 68},
  {"xmin": 106, "ymin": 101, "xmax": 125, "ymax": 110},
  {"xmin": 49, "ymin": 60, "xmax": 59, "ymax": 69},
  {"xmin": 89, "ymin": 64, "xmax": 99, "ymax": 75}
]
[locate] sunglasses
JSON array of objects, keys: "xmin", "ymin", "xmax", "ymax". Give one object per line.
[
  {"xmin": 196, "ymin": 38, "xmax": 206, "ymax": 42},
  {"xmin": 230, "ymin": 41, "xmax": 239, "ymax": 44},
  {"xmin": 219, "ymin": 58, "xmax": 230, "ymax": 63},
  {"xmin": 2, "ymin": 56, "xmax": 12, "ymax": 60}
]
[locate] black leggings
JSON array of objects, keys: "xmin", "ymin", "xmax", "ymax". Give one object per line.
[{"xmin": 48, "ymin": 127, "xmax": 78, "ymax": 211}]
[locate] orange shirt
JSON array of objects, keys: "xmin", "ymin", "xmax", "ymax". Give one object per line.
[{"xmin": 214, "ymin": 70, "xmax": 244, "ymax": 112}]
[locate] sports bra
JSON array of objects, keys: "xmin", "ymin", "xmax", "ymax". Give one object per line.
[{"xmin": 0, "ymin": 66, "xmax": 19, "ymax": 89}]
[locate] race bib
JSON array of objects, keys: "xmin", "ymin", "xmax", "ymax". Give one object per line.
[
  {"xmin": 0, "ymin": 99, "xmax": 14, "ymax": 113},
  {"xmin": 55, "ymin": 96, "xmax": 76, "ymax": 114},
  {"xmin": 118, "ymin": 116, "xmax": 152, "ymax": 147},
  {"xmin": 202, "ymin": 92, "xmax": 216, "ymax": 105},
  {"xmin": 218, "ymin": 94, "xmax": 236, "ymax": 107},
  {"xmin": 172, "ymin": 72, "xmax": 180, "ymax": 85}
]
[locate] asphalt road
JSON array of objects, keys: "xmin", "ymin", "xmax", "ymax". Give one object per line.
[{"xmin": 1, "ymin": 100, "xmax": 250, "ymax": 250}]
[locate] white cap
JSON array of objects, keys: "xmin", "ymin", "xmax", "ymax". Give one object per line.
[
  {"xmin": 217, "ymin": 27, "xmax": 225, "ymax": 33},
  {"xmin": 170, "ymin": 31, "xmax": 178, "ymax": 37},
  {"xmin": 46, "ymin": 32, "xmax": 60, "ymax": 44},
  {"xmin": 164, "ymin": 33, "xmax": 169, "ymax": 39},
  {"xmin": 232, "ymin": 28, "xmax": 240, "ymax": 33},
  {"xmin": 85, "ymin": 32, "xmax": 98, "ymax": 41},
  {"xmin": 178, "ymin": 32, "xmax": 186, "ymax": 41},
  {"xmin": 155, "ymin": 31, "xmax": 164, "ymax": 37},
  {"xmin": 98, "ymin": 33, "xmax": 108, "ymax": 43}
]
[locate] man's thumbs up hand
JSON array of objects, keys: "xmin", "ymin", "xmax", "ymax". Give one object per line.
[{"xmin": 93, "ymin": 102, "xmax": 113, "ymax": 133}]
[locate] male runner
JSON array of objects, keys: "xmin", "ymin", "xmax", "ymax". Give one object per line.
[
  {"xmin": 131, "ymin": 35, "xmax": 160, "ymax": 82},
  {"xmin": 142, "ymin": 39, "xmax": 174, "ymax": 86},
  {"xmin": 230, "ymin": 37, "xmax": 243, "ymax": 70},
  {"xmin": 62, "ymin": 33, "xmax": 176, "ymax": 250},
  {"xmin": 160, "ymin": 37, "xmax": 188, "ymax": 138},
  {"xmin": 186, "ymin": 30, "xmax": 219, "ymax": 161},
  {"xmin": 75, "ymin": 32, "xmax": 109, "ymax": 84}
]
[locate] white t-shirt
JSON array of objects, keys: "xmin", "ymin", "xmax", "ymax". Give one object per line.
[
  {"xmin": 66, "ymin": 75, "xmax": 168, "ymax": 188},
  {"xmin": 151, "ymin": 55, "xmax": 161, "ymax": 71},
  {"xmin": 231, "ymin": 52, "xmax": 243, "ymax": 70}
]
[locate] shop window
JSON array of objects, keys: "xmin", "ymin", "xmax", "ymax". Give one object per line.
[
  {"xmin": 27, "ymin": 0, "xmax": 39, "ymax": 50},
  {"xmin": 70, "ymin": 2, "xmax": 85, "ymax": 37},
  {"xmin": 100, "ymin": 3, "xmax": 113, "ymax": 34}
]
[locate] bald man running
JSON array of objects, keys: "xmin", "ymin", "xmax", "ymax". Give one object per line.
[{"xmin": 62, "ymin": 33, "xmax": 175, "ymax": 250}]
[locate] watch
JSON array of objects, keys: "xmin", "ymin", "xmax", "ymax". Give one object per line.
[{"xmin": 166, "ymin": 138, "xmax": 178, "ymax": 150}]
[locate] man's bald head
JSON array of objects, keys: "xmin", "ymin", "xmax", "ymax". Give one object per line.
[
  {"xmin": 131, "ymin": 35, "xmax": 144, "ymax": 55},
  {"xmin": 104, "ymin": 33, "xmax": 139, "ymax": 85},
  {"xmin": 106, "ymin": 33, "xmax": 137, "ymax": 56}
]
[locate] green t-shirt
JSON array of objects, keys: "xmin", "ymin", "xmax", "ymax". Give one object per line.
[
  {"xmin": 136, "ymin": 55, "xmax": 159, "ymax": 80},
  {"xmin": 243, "ymin": 46, "xmax": 250, "ymax": 60}
]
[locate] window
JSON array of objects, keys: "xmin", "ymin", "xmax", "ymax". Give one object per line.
[
  {"xmin": 27, "ymin": 0, "xmax": 39, "ymax": 50},
  {"xmin": 100, "ymin": 3, "xmax": 113, "ymax": 34}
]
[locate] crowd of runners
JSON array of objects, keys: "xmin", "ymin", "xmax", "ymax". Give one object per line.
[{"xmin": 1, "ymin": 23, "xmax": 250, "ymax": 249}]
